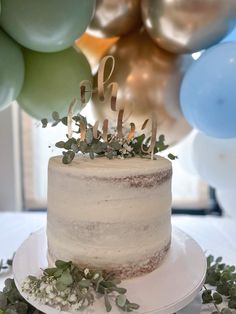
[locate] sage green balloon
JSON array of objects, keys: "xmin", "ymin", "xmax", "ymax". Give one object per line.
[
  {"xmin": 0, "ymin": 0, "xmax": 95, "ymax": 52},
  {"xmin": 0, "ymin": 28, "xmax": 25, "ymax": 111},
  {"xmin": 18, "ymin": 48, "xmax": 92, "ymax": 120}
]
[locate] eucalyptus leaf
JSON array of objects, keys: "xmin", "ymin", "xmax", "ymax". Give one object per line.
[
  {"xmin": 55, "ymin": 141, "xmax": 65, "ymax": 149},
  {"xmin": 41, "ymin": 118, "xmax": 48, "ymax": 128},
  {"xmin": 52, "ymin": 111, "xmax": 60, "ymax": 121},
  {"xmin": 71, "ymin": 143, "xmax": 79, "ymax": 153},
  {"xmin": 78, "ymin": 279, "xmax": 91, "ymax": 288},
  {"xmin": 79, "ymin": 141, "xmax": 88, "ymax": 153},
  {"xmin": 89, "ymin": 151, "xmax": 95, "ymax": 160},
  {"xmin": 213, "ymin": 292, "xmax": 223, "ymax": 304},
  {"xmin": 55, "ymin": 281, "xmax": 67, "ymax": 291},
  {"xmin": 116, "ymin": 294, "xmax": 126, "ymax": 307},
  {"xmin": 51, "ymin": 120, "xmax": 60, "ymax": 127},
  {"xmin": 0, "ymin": 292, "xmax": 7, "ymax": 310},
  {"xmin": 62, "ymin": 151, "xmax": 75, "ymax": 164},
  {"xmin": 112, "ymin": 287, "xmax": 127, "ymax": 294},
  {"xmin": 104, "ymin": 291, "xmax": 112, "ymax": 312},
  {"xmin": 44, "ymin": 267, "xmax": 57, "ymax": 276},
  {"xmin": 109, "ymin": 141, "xmax": 122, "ymax": 150},
  {"xmin": 61, "ymin": 117, "xmax": 68, "ymax": 126},
  {"xmin": 168, "ymin": 153, "xmax": 178, "ymax": 160},
  {"xmin": 221, "ymin": 308, "xmax": 233, "ymax": 314},
  {"xmin": 55, "ymin": 260, "xmax": 71, "ymax": 270},
  {"xmin": 86, "ymin": 128, "xmax": 93, "ymax": 144},
  {"xmin": 216, "ymin": 257, "xmax": 223, "ymax": 264},
  {"xmin": 57, "ymin": 269, "xmax": 73, "ymax": 286}
]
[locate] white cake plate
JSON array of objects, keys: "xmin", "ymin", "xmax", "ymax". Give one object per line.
[{"xmin": 13, "ymin": 227, "xmax": 206, "ymax": 314}]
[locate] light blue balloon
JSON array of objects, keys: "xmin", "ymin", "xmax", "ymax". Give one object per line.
[{"xmin": 180, "ymin": 42, "xmax": 236, "ymax": 139}]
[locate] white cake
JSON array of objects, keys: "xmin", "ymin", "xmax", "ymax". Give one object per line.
[{"xmin": 47, "ymin": 155, "xmax": 172, "ymax": 278}]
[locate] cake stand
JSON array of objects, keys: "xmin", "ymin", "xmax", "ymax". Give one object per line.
[{"xmin": 13, "ymin": 227, "xmax": 206, "ymax": 314}]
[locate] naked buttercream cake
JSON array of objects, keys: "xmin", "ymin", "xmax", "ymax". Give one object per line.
[{"xmin": 47, "ymin": 155, "xmax": 172, "ymax": 279}]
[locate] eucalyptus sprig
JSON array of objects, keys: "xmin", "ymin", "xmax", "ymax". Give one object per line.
[
  {"xmin": 22, "ymin": 260, "xmax": 139, "ymax": 313},
  {"xmin": 0, "ymin": 278, "xmax": 43, "ymax": 314},
  {"xmin": 41, "ymin": 112, "xmax": 177, "ymax": 164},
  {"xmin": 202, "ymin": 255, "xmax": 236, "ymax": 314}
]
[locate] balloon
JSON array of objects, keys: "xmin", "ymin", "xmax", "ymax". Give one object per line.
[
  {"xmin": 0, "ymin": 28, "xmax": 24, "ymax": 111},
  {"xmin": 87, "ymin": 0, "xmax": 141, "ymax": 38},
  {"xmin": 175, "ymin": 130, "xmax": 199, "ymax": 176},
  {"xmin": 0, "ymin": 0, "xmax": 95, "ymax": 52},
  {"xmin": 181, "ymin": 42, "xmax": 236, "ymax": 139},
  {"xmin": 192, "ymin": 132, "xmax": 236, "ymax": 190},
  {"xmin": 18, "ymin": 48, "xmax": 92, "ymax": 120},
  {"xmin": 91, "ymin": 30, "xmax": 192, "ymax": 145},
  {"xmin": 141, "ymin": 0, "xmax": 236, "ymax": 54},
  {"xmin": 75, "ymin": 33, "xmax": 118, "ymax": 70},
  {"xmin": 222, "ymin": 26, "xmax": 236, "ymax": 42},
  {"xmin": 216, "ymin": 188, "xmax": 236, "ymax": 218}
]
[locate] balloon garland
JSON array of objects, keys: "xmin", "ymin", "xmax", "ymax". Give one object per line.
[{"xmin": 0, "ymin": 0, "xmax": 236, "ymax": 195}]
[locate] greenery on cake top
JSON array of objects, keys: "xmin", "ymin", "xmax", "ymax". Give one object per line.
[{"xmin": 41, "ymin": 111, "xmax": 177, "ymax": 164}]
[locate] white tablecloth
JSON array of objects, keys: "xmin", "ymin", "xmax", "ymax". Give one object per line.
[{"xmin": 0, "ymin": 212, "xmax": 236, "ymax": 313}]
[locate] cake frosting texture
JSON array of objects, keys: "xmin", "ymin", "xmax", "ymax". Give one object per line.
[{"xmin": 47, "ymin": 156, "xmax": 172, "ymax": 278}]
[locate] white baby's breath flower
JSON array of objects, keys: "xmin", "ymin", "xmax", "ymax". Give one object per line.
[
  {"xmin": 84, "ymin": 268, "xmax": 90, "ymax": 276},
  {"xmin": 81, "ymin": 288, "xmax": 88, "ymax": 294},
  {"xmin": 55, "ymin": 296, "xmax": 63, "ymax": 304},
  {"xmin": 59, "ymin": 291, "xmax": 65, "ymax": 297},
  {"xmin": 45, "ymin": 285, "xmax": 53, "ymax": 294},
  {"xmin": 23, "ymin": 282, "xmax": 30, "ymax": 290},
  {"xmin": 93, "ymin": 273, "xmax": 99, "ymax": 280},
  {"xmin": 71, "ymin": 302, "xmax": 82, "ymax": 311},
  {"xmin": 68, "ymin": 293, "xmax": 77, "ymax": 303},
  {"xmin": 48, "ymin": 292, "xmax": 56, "ymax": 299},
  {"xmin": 39, "ymin": 282, "xmax": 47, "ymax": 291}
]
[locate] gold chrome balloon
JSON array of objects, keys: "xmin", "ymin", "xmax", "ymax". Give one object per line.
[
  {"xmin": 75, "ymin": 33, "xmax": 118, "ymax": 70},
  {"xmin": 87, "ymin": 0, "xmax": 141, "ymax": 38},
  {"xmin": 142, "ymin": 0, "xmax": 236, "ymax": 54},
  {"xmin": 91, "ymin": 30, "xmax": 192, "ymax": 145}
]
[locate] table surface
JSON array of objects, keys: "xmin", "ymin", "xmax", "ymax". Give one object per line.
[{"xmin": 1, "ymin": 212, "xmax": 236, "ymax": 313}]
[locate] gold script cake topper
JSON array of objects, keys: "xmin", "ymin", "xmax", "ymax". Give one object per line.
[
  {"xmin": 41, "ymin": 56, "xmax": 177, "ymax": 164},
  {"xmin": 74, "ymin": 56, "xmax": 158, "ymax": 159}
]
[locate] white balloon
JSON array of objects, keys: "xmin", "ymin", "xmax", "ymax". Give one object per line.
[
  {"xmin": 216, "ymin": 189, "xmax": 236, "ymax": 219},
  {"xmin": 192, "ymin": 132, "xmax": 236, "ymax": 189},
  {"xmin": 175, "ymin": 130, "xmax": 199, "ymax": 176}
]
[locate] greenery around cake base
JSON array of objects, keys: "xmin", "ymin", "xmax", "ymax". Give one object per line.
[{"xmin": 1, "ymin": 255, "xmax": 236, "ymax": 313}]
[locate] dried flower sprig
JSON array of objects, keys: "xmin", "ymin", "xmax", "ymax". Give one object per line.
[
  {"xmin": 41, "ymin": 111, "xmax": 177, "ymax": 164},
  {"xmin": 22, "ymin": 260, "xmax": 139, "ymax": 313}
]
